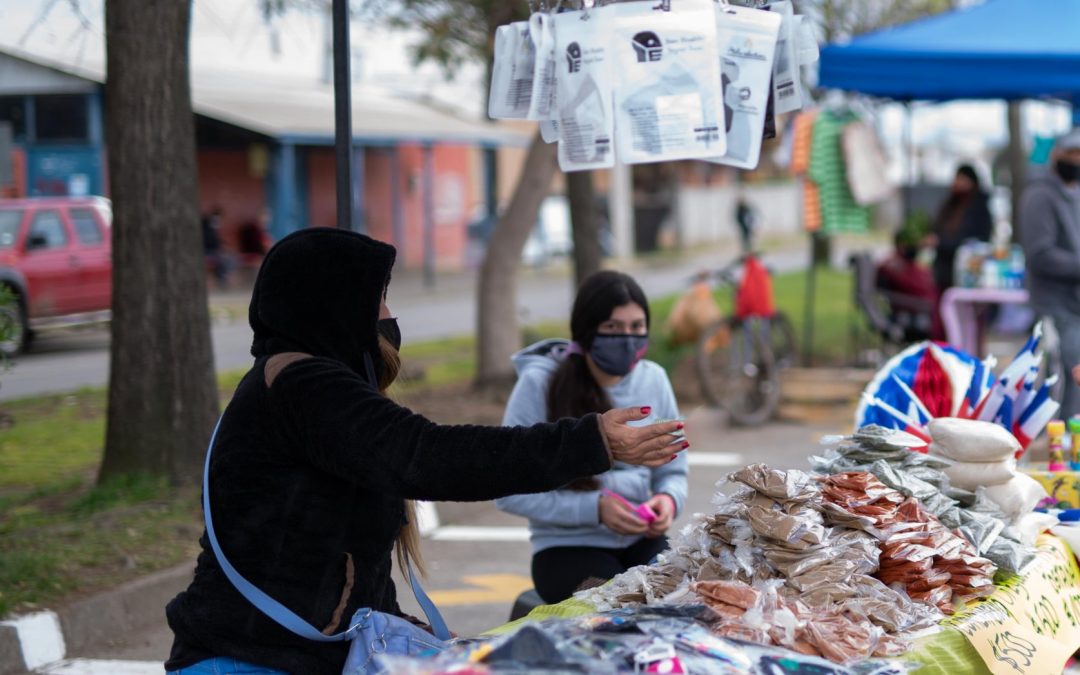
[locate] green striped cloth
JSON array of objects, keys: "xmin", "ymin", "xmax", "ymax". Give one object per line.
[{"xmin": 808, "ymin": 109, "xmax": 871, "ymax": 234}]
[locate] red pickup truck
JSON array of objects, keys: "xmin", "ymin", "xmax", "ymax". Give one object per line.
[{"xmin": 0, "ymin": 197, "xmax": 113, "ymax": 355}]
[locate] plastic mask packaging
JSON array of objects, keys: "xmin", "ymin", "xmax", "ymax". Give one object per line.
[
  {"xmin": 528, "ymin": 12, "xmax": 559, "ymax": 121},
  {"xmin": 488, "ymin": 21, "xmax": 535, "ymax": 120},
  {"xmin": 769, "ymin": 1, "xmax": 802, "ymax": 115},
  {"xmin": 540, "ymin": 119, "xmax": 560, "ymax": 144},
  {"xmin": 611, "ymin": 0, "xmax": 724, "ymax": 164},
  {"xmin": 706, "ymin": 5, "xmax": 781, "ymax": 170},
  {"xmin": 554, "ymin": 7, "xmax": 616, "ymax": 171}
]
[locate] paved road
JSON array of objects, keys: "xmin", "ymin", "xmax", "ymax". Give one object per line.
[
  {"xmin": 3, "ymin": 237, "xmax": 881, "ymax": 402},
  {"xmin": 54, "ymin": 414, "xmax": 841, "ymax": 673}
]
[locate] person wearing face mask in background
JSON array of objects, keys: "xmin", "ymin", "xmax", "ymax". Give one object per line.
[
  {"xmin": 496, "ymin": 271, "xmax": 689, "ymax": 605},
  {"xmin": 876, "ymin": 228, "xmax": 938, "ymax": 341},
  {"xmin": 1020, "ymin": 129, "xmax": 1080, "ymax": 422},
  {"xmin": 164, "ymin": 232, "xmax": 686, "ymax": 675},
  {"xmin": 928, "ymin": 164, "xmax": 994, "ymax": 295}
]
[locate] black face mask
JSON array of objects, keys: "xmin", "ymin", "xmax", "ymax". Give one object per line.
[
  {"xmin": 1057, "ymin": 159, "xmax": 1080, "ymax": 184},
  {"xmin": 589, "ymin": 333, "xmax": 649, "ymax": 377},
  {"xmin": 377, "ymin": 317, "xmax": 401, "ymax": 351}
]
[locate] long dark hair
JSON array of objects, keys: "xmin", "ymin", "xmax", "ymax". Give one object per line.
[{"xmin": 547, "ymin": 271, "xmax": 651, "ymax": 423}]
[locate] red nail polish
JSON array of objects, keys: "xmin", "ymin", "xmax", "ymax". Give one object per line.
[
  {"xmin": 676, "ymin": 423, "xmax": 685, "ymax": 430},
  {"xmin": 682, "ymin": 441, "xmax": 690, "ymax": 449},
  {"xmin": 670, "ymin": 455, "xmax": 678, "ymax": 461},
  {"xmin": 641, "ymin": 406, "xmax": 651, "ymax": 415}
]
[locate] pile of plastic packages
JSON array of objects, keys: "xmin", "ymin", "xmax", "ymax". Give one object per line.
[{"xmin": 377, "ymin": 423, "xmax": 1056, "ymax": 674}]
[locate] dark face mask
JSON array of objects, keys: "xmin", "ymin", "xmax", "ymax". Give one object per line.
[
  {"xmin": 589, "ymin": 334, "xmax": 649, "ymax": 377},
  {"xmin": 1056, "ymin": 159, "xmax": 1080, "ymax": 184},
  {"xmin": 377, "ymin": 317, "xmax": 401, "ymax": 351}
]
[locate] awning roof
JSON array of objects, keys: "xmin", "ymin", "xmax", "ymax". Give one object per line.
[
  {"xmin": 0, "ymin": 44, "xmax": 527, "ymax": 147},
  {"xmin": 819, "ymin": 0, "xmax": 1080, "ymax": 101}
]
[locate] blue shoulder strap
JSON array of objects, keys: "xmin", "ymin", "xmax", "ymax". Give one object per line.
[{"xmin": 202, "ymin": 416, "xmax": 451, "ymax": 642}]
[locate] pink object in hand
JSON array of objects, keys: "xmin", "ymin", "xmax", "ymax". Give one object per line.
[{"xmin": 602, "ymin": 489, "xmax": 658, "ymax": 523}]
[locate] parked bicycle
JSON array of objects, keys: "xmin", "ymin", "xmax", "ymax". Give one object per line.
[{"xmin": 690, "ymin": 253, "xmax": 796, "ymax": 427}]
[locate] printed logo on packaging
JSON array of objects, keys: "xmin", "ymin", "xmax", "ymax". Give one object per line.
[
  {"xmin": 566, "ymin": 42, "xmax": 582, "ymax": 73},
  {"xmin": 632, "ymin": 31, "xmax": 663, "ymax": 63}
]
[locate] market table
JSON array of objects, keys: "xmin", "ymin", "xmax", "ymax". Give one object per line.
[
  {"xmin": 490, "ymin": 534, "xmax": 1080, "ymax": 675},
  {"xmin": 940, "ymin": 287, "xmax": 1030, "ymax": 357}
]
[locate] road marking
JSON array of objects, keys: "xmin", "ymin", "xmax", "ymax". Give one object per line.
[
  {"xmin": 40, "ymin": 660, "xmax": 160, "ymax": 674},
  {"xmin": 429, "ymin": 526, "xmax": 530, "ymax": 542},
  {"xmin": 686, "ymin": 452, "xmax": 743, "ymax": 467},
  {"xmin": 427, "ymin": 574, "xmax": 533, "ymax": 606},
  {"xmin": 1, "ymin": 611, "xmax": 65, "ymax": 670}
]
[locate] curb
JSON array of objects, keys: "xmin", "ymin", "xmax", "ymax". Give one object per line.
[
  {"xmin": 0, "ymin": 502, "xmax": 448, "ymax": 675},
  {"xmin": 0, "ymin": 564, "xmax": 193, "ymax": 675}
]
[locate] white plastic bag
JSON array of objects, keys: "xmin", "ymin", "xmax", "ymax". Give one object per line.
[
  {"xmin": 488, "ymin": 21, "xmax": 535, "ymax": 120},
  {"xmin": 985, "ymin": 474, "xmax": 1048, "ymax": 522},
  {"xmin": 611, "ymin": 0, "xmax": 725, "ymax": 164},
  {"xmin": 770, "ymin": 1, "xmax": 801, "ymax": 115},
  {"xmin": 927, "ymin": 417, "xmax": 1021, "ymax": 462},
  {"xmin": 706, "ymin": 5, "xmax": 781, "ymax": 170},
  {"xmin": 940, "ymin": 458, "xmax": 1017, "ymax": 491},
  {"xmin": 554, "ymin": 8, "xmax": 615, "ymax": 171},
  {"xmin": 527, "ymin": 12, "xmax": 558, "ymax": 121}
]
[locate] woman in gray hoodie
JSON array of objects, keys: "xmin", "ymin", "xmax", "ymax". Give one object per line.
[{"xmin": 496, "ymin": 271, "xmax": 689, "ymax": 604}]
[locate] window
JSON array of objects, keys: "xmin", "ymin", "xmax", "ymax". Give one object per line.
[
  {"xmin": 27, "ymin": 211, "xmax": 68, "ymax": 250},
  {"xmin": 0, "ymin": 210, "xmax": 23, "ymax": 249},
  {"xmin": 0, "ymin": 97, "xmax": 26, "ymax": 141},
  {"xmin": 70, "ymin": 208, "xmax": 103, "ymax": 245},
  {"xmin": 34, "ymin": 95, "xmax": 88, "ymax": 143}
]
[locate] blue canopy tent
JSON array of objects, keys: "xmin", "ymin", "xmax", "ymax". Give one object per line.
[{"xmin": 819, "ymin": 0, "xmax": 1080, "ymax": 112}]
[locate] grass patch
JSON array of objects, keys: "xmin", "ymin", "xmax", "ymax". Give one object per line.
[
  {"xmin": 643, "ymin": 265, "xmax": 856, "ymax": 375},
  {"xmin": 0, "ymin": 264, "xmax": 859, "ymax": 616}
]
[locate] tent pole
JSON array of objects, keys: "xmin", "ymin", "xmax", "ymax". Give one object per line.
[
  {"xmin": 802, "ymin": 230, "xmax": 817, "ymax": 368},
  {"xmin": 903, "ymin": 102, "xmax": 913, "ymax": 227},
  {"xmin": 332, "ymin": 0, "xmax": 354, "ymax": 231}
]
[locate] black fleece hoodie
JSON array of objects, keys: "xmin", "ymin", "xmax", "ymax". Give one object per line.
[{"xmin": 165, "ymin": 229, "xmax": 611, "ymax": 674}]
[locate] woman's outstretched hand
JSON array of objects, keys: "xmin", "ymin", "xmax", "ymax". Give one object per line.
[{"xmin": 598, "ymin": 407, "xmax": 687, "ymax": 468}]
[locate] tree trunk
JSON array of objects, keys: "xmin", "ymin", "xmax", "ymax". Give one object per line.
[
  {"xmin": 475, "ymin": 133, "xmax": 557, "ymax": 388},
  {"xmin": 99, "ymin": 0, "xmax": 218, "ymax": 486},
  {"xmin": 568, "ymin": 170, "xmax": 601, "ymax": 289},
  {"xmin": 1007, "ymin": 101, "xmax": 1027, "ymax": 241}
]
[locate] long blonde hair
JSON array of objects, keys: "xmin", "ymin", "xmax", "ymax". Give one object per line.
[{"xmin": 378, "ymin": 335, "xmax": 426, "ymax": 579}]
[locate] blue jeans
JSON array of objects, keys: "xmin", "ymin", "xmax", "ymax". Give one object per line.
[{"xmin": 166, "ymin": 657, "xmax": 288, "ymax": 674}]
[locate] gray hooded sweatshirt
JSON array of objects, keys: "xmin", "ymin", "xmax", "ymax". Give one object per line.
[
  {"xmin": 495, "ymin": 339, "xmax": 688, "ymax": 554},
  {"xmin": 1019, "ymin": 172, "xmax": 1080, "ymax": 316}
]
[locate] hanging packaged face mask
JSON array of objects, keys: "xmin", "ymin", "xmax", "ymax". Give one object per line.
[
  {"xmin": 611, "ymin": 0, "xmax": 725, "ymax": 164},
  {"xmin": 706, "ymin": 5, "xmax": 781, "ymax": 170},
  {"xmin": 796, "ymin": 15, "xmax": 820, "ymax": 68},
  {"xmin": 554, "ymin": 7, "xmax": 615, "ymax": 171},
  {"xmin": 527, "ymin": 13, "xmax": 559, "ymax": 121},
  {"xmin": 769, "ymin": 1, "xmax": 802, "ymax": 115},
  {"xmin": 540, "ymin": 119, "xmax": 560, "ymax": 144},
  {"xmin": 488, "ymin": 21, "xmax": 535, "ymax": 120}
]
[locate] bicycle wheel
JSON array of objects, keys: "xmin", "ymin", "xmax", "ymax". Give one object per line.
[
  {"xmin": 766, "ymin": 312, "xmax": 798, "ymax": 369},
  {"xmin": 696, "ymin": 317, "xmax": 781, "ymax": 426}
]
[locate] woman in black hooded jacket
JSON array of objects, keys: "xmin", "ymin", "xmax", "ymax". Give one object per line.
[{"xmin": 164, "ymin": 229, "xmax": 683, "ymax": 675}]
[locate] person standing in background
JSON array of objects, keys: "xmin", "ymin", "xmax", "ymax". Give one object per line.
[
  {"xmin": 1020, "ymin": 130, "xmax": 1080, "ymax": 421},
  {"xmin": 928, "ymin": 165, "xmax": 994, "ymax": 293}
]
